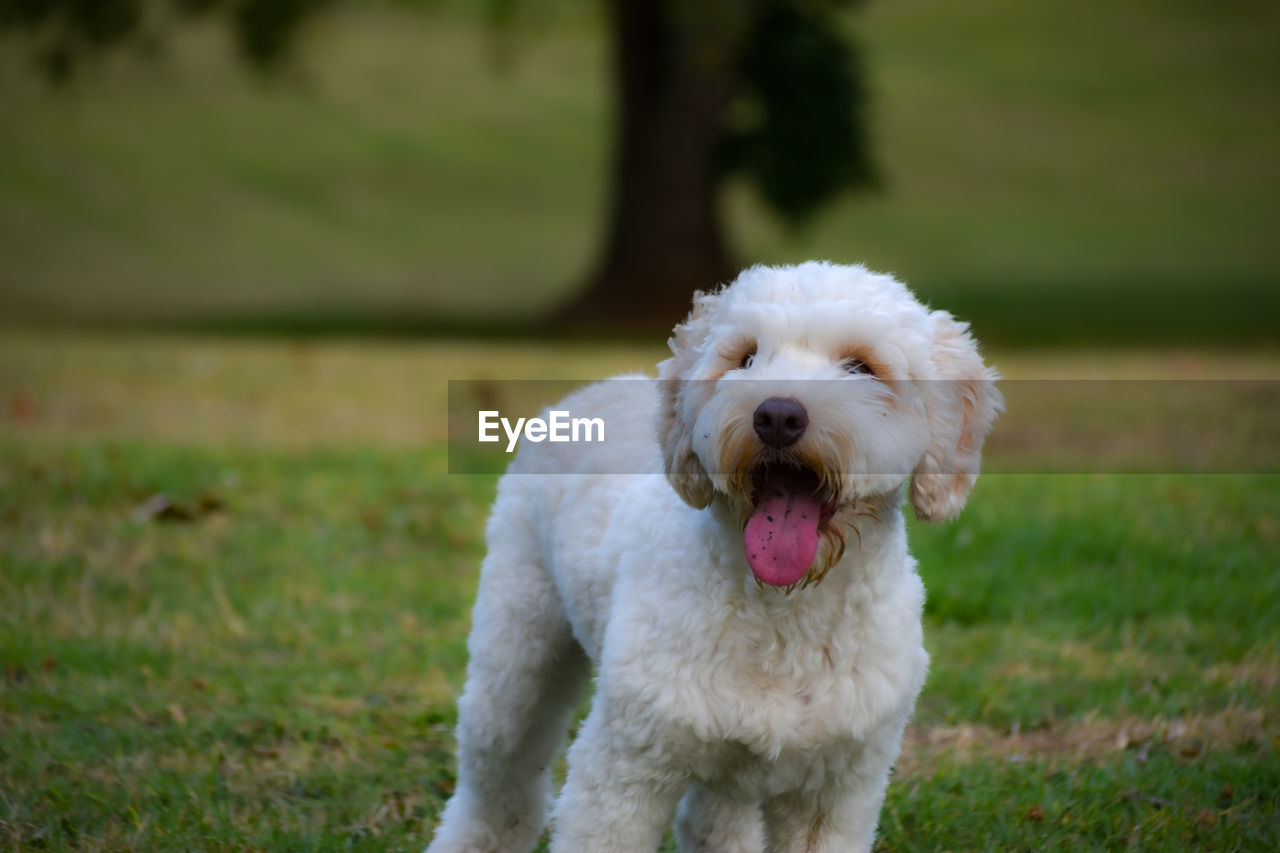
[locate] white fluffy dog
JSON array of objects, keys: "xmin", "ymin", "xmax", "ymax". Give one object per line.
[{"xmin": 427, "ymin": 262, "xmax": 1001, "ymax": 853}]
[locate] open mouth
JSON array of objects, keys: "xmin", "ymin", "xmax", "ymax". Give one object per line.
[{"xmin": 743, "ymin": 463, "xmax": 838, "ymax": 588}]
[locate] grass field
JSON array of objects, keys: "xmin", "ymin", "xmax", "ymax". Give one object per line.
[
  {"xmin": 2, "ymin": 335, "xmax": 1277, "ymax": 850},
  {"xmin": 3, "ymin": 0, "xmax": 1277, "ymax": 846},
  {"xmin": 2, "ymin": 1, "xmax": 1279, "ymax": 343}
]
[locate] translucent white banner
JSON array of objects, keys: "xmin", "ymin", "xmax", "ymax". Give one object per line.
[{"xmin": 447, "ymin": 379, "xmax": 1279, "ymax": 475}]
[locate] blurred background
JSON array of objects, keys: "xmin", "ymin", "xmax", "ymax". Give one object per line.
[
  {"xmin": 2, "ymin": 0, "xmax": 1277, "ymax": 345},
  {"xmin": 3, "ymin": 4, "xmax": 1279, "ymax": 849}
]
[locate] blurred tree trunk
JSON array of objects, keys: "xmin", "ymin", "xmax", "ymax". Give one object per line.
[
  {"xmin": 559, "ymin": 0, "xmax": 753, "ymax": 329},
  {"xmin": 4, "ymin": 0, "xmax": 872, "ymax": 333}
]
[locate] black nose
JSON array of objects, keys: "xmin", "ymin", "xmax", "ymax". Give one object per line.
[{"xmin": 753, "ymin": 397, "xmax": 808, "ymax": 448}]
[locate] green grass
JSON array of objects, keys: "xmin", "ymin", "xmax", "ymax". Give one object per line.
[
  {"xmin": 0, "ymin": 10, "xmax": 608, "ymax": 326},
  {"xmin": 1, "ymin": 1, "xmax": 1278, "ymax": 343},
  {"xmin": 915, "ymin": 474, "xmax": 1279, "ymax": 726},
  {"xmin": 2, "ymin": 335, "xmax": 1277, "ymax": 850},
  {"xmin": 2, "ymin": 440, "xmax": 482, "ymax": 850},
  {"xmin": 880, "ymin": 748, "xmax": 1279, "ymax": 851}
]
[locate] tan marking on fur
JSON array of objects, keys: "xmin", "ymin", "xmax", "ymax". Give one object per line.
[
  {"xmin": 732, "ymin": 448, "xmax": 758, "ymax": 498},
  {"xmin": 716, "ymin": 337, "xmax": 757, "ymax": 370},
  {"xmin": 805, "ymin": 810, "xmax": 827, "ymax": 851},
  {"xmin": 783, "ymin": 496, "xmax": 883, "ymax": 593},
  {"xmin": 957, "ymin": 386, "xmax": 977, "ymax": 456},
  {"xmin": 719, "ymin": 436, "xmax": 836, "ymax": 509},
  {"xmin": 835, "ymin": 344, "xmax": 893, "ymax": 382},
  {"xmin": 659, "ymin": 292, "xmax": 725, "ymax": 509},
  {"xmin": 908, "ymin": 311, "xmax": 1002, "ymax": 522}
]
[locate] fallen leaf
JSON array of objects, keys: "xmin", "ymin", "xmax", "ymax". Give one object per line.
[
  {"xmin": 133, "ymin": 493, "xmax": 190, "ymax": 523},
  {"xmin": 1121, "ymin": 789, "xmax": 1174, "ymax": 809},
  {"xmin": 132, "ymin": 492, "xmax": 225, "ymax": 523},
  {"xmin": 196, "ymin": 494, "xmax": 225, "ymax": 515},
  {"xmin": 9, "ymin": 391, "xmax": 37, "ymax": 422}
]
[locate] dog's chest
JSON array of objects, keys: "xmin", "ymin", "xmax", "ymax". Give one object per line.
[
  {"xmin": 659, "ymin": 649, "xmax": 876, "ymax": 769},
  {"xmin": 697, "ymin": 734, "xmax": 866, "ymax": 801},
  {"xmin": 671, "ymin": 660, "xmax": 908, "ymax": 802},
  {"xmin": 634, "ymin": 598, "xmax": 923, "ymax": 794}
]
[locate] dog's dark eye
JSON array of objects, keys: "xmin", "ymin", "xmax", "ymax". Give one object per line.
[
  {"xmin": 739, "ymin": 346, "xmax": 757, "ymax": 370},
  {"xmin": 844, "ymin": 358, "xmax": 873, "ymax": 376}
]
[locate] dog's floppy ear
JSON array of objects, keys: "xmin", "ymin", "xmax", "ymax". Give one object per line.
[
  {"xmin": 909, "ymin": 311, "xmax": 1002, "ymax": 522},
  {"xmin": 657, "ymin": 291, "xmax": 718, "ymax": 509}
]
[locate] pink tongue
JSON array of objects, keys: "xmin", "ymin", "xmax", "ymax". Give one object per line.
[{"xmin": 743, "ymin": 467, "xmax": 823, "ymax": 587}]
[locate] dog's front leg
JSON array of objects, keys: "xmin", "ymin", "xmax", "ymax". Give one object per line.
[
  {"xmin": 762, "ymin": 753, "xmax": 896, "ymax": 850},
  {"xmin": 551, "ymin": 707, "xmax": 686, "ymax": 853},
  {"xmin": 761, "ymin": 784, "xmax": 888, "ymax": 853}
]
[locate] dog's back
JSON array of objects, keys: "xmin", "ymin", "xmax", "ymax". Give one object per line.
[
  {"xmin": 494, "ymin": 377, "xmax": 678, "ymax": 658},
  {"xmin": 505, "ymin": 375, "xmax": 661, "ymax": 478}
]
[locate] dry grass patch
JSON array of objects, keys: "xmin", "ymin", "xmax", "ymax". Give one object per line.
[{"xmin": 900, "ymin": 707, "xmax": 1278, "ymax": 776}]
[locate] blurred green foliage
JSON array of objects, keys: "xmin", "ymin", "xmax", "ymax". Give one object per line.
[
  {"xmin": 723, "ymin": 0, "xmax": 877, "ymax": 226},
  {"xmin": 0, "ymin": 1, "xmax": 1277, "ymax": 342},
  {"xmin": 0, "ymin": 0, "xmax": 330, "ymax": 78}
]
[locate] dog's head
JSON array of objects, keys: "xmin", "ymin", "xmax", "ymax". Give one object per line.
[{"xmin": 658, "ymin": 262, "xmax": 1002, "ymax": 590}]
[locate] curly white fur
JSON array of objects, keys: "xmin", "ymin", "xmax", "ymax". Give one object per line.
[{"xmin": 425, "ymin": 262, "xmax": 1001, "ymax": 853}]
